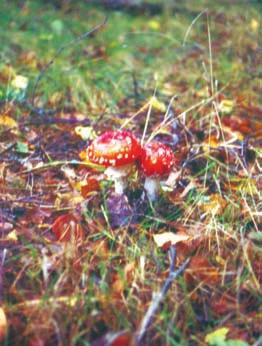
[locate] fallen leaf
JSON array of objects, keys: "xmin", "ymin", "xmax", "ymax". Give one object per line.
[
  {"xmin": 51, "ymin": 214, "xmax": 84, "ymax": 242},
  {"xmin": 148, "ymin": 19, "xmax": 160, "ymax": 30},
  {"xmin": 6, "ymin": 229, "xmax": 18, "ymax": 242},
  {"xmin": 153, "ymin": 232, "xmax": 189, "ymax": 248},
  {"xmin": 211, "ymin": 294, "xmax": 237, "ymax": 315},
  {"xmin": 250, "ymin": 18, "xmax": 259, "ymax": 32},
  {"xmin": 81, "ymin": 177, "xmax": 100, "ymax": 198},
  {"xmin": 205, "ymin": 327, "xmax": 229, "ymax": 345},
  {"xmin": 218, "ymin": 99, "xmax": 235, "ymax": 114},
  {"xmin": 0, "ymin": 115, "xmax": 18, "ymax": 129},
  {"xmin": 186, "ymin": 256, "xmax": 220, "ymax": 285},
  {"xmin": 75, "ymin": 126, "xmax": 96, "ymax": 140},
  {"xmin": 205, "ymin": 327, "xmax": 249, "ymax": 346},
  {"xmin": 11, "ymin": 75, "xmax": 28, "ymax": 90}
]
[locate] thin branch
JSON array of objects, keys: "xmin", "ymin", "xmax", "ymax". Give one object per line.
[
  {"xmin": 20, "ymin": 160, "xmax": 104, "ymax": 175},
  {"xmin": 141, "ymin": 84, "xmax": 157, "ymax": 146},
  {"xmin": 182, "ymin": 9, "xmax": 208, "ymax": 46},
  {"xmin": 136, "ymin": 247, "xmax": 190, "ymax": 344}
]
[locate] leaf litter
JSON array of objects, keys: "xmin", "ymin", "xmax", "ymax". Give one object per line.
[{"xmin": 0, "ymin": 1, "xmax": 261, "ymax": 345}]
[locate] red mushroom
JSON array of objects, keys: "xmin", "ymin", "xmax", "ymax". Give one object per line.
[
  {"xmin": 87, "ymin": 130, "xmax": 141, "ymax": 194},
  {"xmin": 140, "ymin": 141, "xmax": 176, "ymax": 201}
]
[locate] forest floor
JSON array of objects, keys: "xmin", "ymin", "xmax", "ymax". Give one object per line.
[{"xmin": 0, "ymin": 1, "xmax": 261, "ymax": 345}]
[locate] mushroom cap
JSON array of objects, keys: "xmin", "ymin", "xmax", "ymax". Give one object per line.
[
  {"xmin": 141, "ymin": 141, "xmax": 175, "ymax": 177},
  {"xmin": 87, "ymin": 130, "xmax": 142, "ymax": 167}
]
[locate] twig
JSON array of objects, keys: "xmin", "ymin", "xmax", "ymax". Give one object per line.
[
  {"xmin": 136, "ymin": 247, "xmax": 190, "ymax": 344},
  {"xmin": 182, "ymin": 9, "xmax": 207, "ymax": 46},
  {"xmin": 0, "ymin": 249, "xmax": 7, "ymax": 303},
  {"xmin": 31, "ymin": 17, "xmax": 107, "ymax": 107},
  {"xmin": 21, "ymin": 160, "xmax": 104, "ymax": 175}
]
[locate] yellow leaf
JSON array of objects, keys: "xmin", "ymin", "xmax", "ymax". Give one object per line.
[
  {"xmin": 219, "ymin": 99, "xmax": 235, "ymax": 114},
  {"xmin": 153, "ymin": 232, "xmax": 189, "ymax": 248},
  {"xmin": 6, "ymin": 230, "xmax": 18, "ymax": 242},
  {"xmin": 250, "ymin": 18, "xmax": 259, "ymax": 32},
  {"xmin": 0, "ymin": 115, "xmax": 18, "ymax": 129},
  {"xmin": 148, "ymin": 20, "xmax": 160, "ymax": 30},
  {"xmin": 205, "ymin": 327, "xmax": 229, "ymax": 345},
  {"xmin": 202, "ymin": 136, "xmax": 220, "ymax": 153},
  {"xmin": 11, "ymin": 75, "xmax": 28, "ymax": 90},
  {"xmin": 75, "ymin": 126, "xmax": 96, "ymax": 140},
  {"xmin": 201, "ymin": 194, "xmax": 227, "ymax": 216}
]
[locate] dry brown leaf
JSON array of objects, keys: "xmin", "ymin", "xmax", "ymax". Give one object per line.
[
  {"xmin": 112, "ymin": 274, "xmax": 124, "ymax": 298},
  {"xmin": 186, "ymin": 256, "xmax": 220, "ymax": 285},
  {"xmin": 124, "ymin": 262, "xmax": 135, "ymax": 283},
  {"xmin": 51, "ymin": 214, "xmax": 84, "ymax": 242},
  {"xmin": 153, "ymin": 232, "xmax": 190, "ymax": 248}
]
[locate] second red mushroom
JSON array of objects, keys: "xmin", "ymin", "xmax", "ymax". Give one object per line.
[{"xmin": 140, "ymin": 141, "xmax": 176, "ymax": 201}]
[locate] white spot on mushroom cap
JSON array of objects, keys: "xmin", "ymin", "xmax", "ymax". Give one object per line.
[
  {"xmin": 126, "ymin": 136, "xmax": 132, "ymax": 145},
  {"xmin": 109, "ymin": 159, "xmax": 116, "ymax": 166},
  {"xmin": 158, "ymin": 148, "xmax": 165, "ymax": 156}
]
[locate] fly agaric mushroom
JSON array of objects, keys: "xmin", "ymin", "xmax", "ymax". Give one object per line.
[
  {"xmin": 140, "ymin": 141, "xmax": 176, "ymax": 201},
  {"xmin": 87, "ymin": 130, "xmax": 142, "ymax": 194}
]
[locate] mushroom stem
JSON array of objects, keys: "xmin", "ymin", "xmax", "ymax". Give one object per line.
[
  {"xmin": 113, "ymin": 176, "xmax": 127, "ymax": 195},
  {"xmin": 105, "ymin": 165, "xmax": 132, "ymax": 195},
  {"xmin": 144, "ymin": 177, "xmax": 160, "ymax": 202}
]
